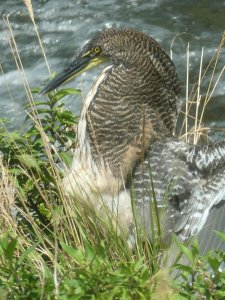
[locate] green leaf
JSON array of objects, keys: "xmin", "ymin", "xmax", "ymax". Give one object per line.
[
  {"xmin": 17, "ymin": 242, "xmax": 39, "ymax": 265},
  {"xmin": 54, "ymin": 88, "xmax": 81, "ymax": 101},
  {"xmin": 134, "ymin": 258, "xmax": 144, "ymax": 272},
  {"xmin": 173, "ymin": 263, "xmax": 193, "ymax": 274},
  {"xmin": 83, "ymin": 240, "xmax": 96, "ymax": 263},
  {"xmin": 9, "ymin": 168, "xmax": 25, "ymax": 176},
  {"xmin": 38, "ymin": 203, "xmax": 52, "ymax": 219},
  {"xmin": 3, "ymin": 131, "xmax": 24, "ymax": 142},
  {"xmin": 0, "ymin": 118, "xmax": 8, "ymax": 124},
  {"xmin": 52, "ymin": 205, "xmax": 64, "ymax": 224},
  {"xmin": 15, "ymin": 154, "xmax": 41, "ymax": 172},
  {"xmin": 216, "ymin": 290, "xmax": 225, "ymax": 297},
  {"xmin": 177, "ymin": 242, "xmax": 194, "ymax": 264},
  {"xmin": 5, "ymin": 239, "xmax": 17, "ymax": 261},
  {"xmin": 53, "ymin": 205, "xmax": 63, "ymax": 216},
  {"xmin": 0, "ymin": 287, "xmax": 8, "ymax": 300},
  {"xmin": 35, "ymin": 108, "xmax": 52, "ymax": 115},
  {"xmin": 214, "ymin": 230, "xmax": 225, "ymax": 242},
  {"xmin": 56, "ymin": 111, "xmax": 77, "ymax": 125},
  {"xmin": 60, "ymin": 242, "xmax": 85, "ymax": 262},
  {"xmin": 189, "ymin": 239, "xmax": 199, "ymax": 261},
  {"xmin": 58, "ymin": 151, "xmax": 73, "ymax": 167},
  {"xmin": 23, "ymin": 178, "xmax": 35, "ymax": 192},
  {"xmin": 31, "ymin": 88, "xmax": 41, "ymax": 94},
  {"xmin": 62, "ymin": 131, "xmax": 76, "ymax": 140},
  {"xmin": 172, "ymin": 293, "xmax": 187, "ymax": 300},
  {"xmin": 208, "ymin": 256, "xmax": 220, "ymax": 273}
]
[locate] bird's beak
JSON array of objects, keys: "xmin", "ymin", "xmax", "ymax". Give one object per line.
[{"xmin": 39, "ymin": 54, "xmax": 107, "ymax": 95}]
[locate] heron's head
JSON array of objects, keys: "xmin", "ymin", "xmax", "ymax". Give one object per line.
[{"xmin": 40, "ymin": 27, "xmax": 158, "ymax": 94}]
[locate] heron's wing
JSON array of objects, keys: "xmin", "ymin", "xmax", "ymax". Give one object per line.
[
  {"xmin": 184, "ymin": 140, "xmax": 225, "ymax": 174},
  {"xmin": 132, "ymin": 139, "xmax": 225, "ymax": 251},
  {"xmin": 166, "ymin": 142, "xmax": 225, "ymax": 250},
  {"xmin": 198, "ymin": 198, "xmax": 225, "ymax": 253}
]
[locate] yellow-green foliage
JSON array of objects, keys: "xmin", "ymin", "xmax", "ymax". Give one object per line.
[{"xmin": 0, "ymin": 2, "xmax": 225, "ymax": 299}]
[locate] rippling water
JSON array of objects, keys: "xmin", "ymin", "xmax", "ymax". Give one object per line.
[{"xmin": 0, "ymin": 0, "xmax": 225, "ymax": 137}]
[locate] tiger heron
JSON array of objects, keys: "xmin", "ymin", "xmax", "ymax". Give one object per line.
[{"xmin": 41, "ymin": 27, "xmax": 225, "ymax": 251}]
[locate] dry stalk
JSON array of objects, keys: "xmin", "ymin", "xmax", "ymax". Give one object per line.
[
  {"xmin": 180, "ymin": 30, "xmax": 225, "ymax": 143},
  {"xmin": 23, "ymin": 0, "xmax": 51, "ymax": 74},
  {"xmin": 0, "ymin": 159, "xmax": 17, "ymax": 233},
  {"xmin": 2, "ymin": 14, "xmax": 83, "ymax": 252}
]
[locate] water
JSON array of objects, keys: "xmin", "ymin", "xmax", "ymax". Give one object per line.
[{"xmin": 0, "ymin": 0, "xmax": 225, "ymax": 138}]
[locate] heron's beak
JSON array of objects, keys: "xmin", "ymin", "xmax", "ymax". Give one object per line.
[{"xmin": 39, "ymin": 54, "xmax": 107, "ymax": 95}]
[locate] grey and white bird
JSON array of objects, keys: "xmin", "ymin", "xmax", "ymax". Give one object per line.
[{"xmin": 40, "ymin": 27, "xmax": 225, "ymax": 252}]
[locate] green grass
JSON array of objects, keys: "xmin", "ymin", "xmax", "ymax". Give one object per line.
[
  {"xmin": 0, "ymin": 2, "xmax": 225, "ymax": 299},
  {"xmin": 0, "ymin": 86, "xmax": 168, "ymax": 299},
  {"xmin": 0, "ymin": 78, "xmax": 224, "ymax": 300}
]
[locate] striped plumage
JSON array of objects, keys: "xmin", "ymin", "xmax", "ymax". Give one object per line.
[
  {"xmin": 41, "ymin": 27, "xmax": 225, "ymax": 251},
  {"xmin": 133, "ymin": 139, "xmax": 225, "ymax": 248},
  {"xmin": 82, "ymin": 28, "xmax": 180, "ymax": 182}
]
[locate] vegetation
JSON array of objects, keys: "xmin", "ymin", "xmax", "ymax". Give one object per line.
[{"xmin": 0, "ymin": 1, "xmax": 225, "ymax": 299}]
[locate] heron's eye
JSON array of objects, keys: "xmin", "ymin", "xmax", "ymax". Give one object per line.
[{"xmin": 93, "ymin": 46, "xmax": 102, "ymax": 55}]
